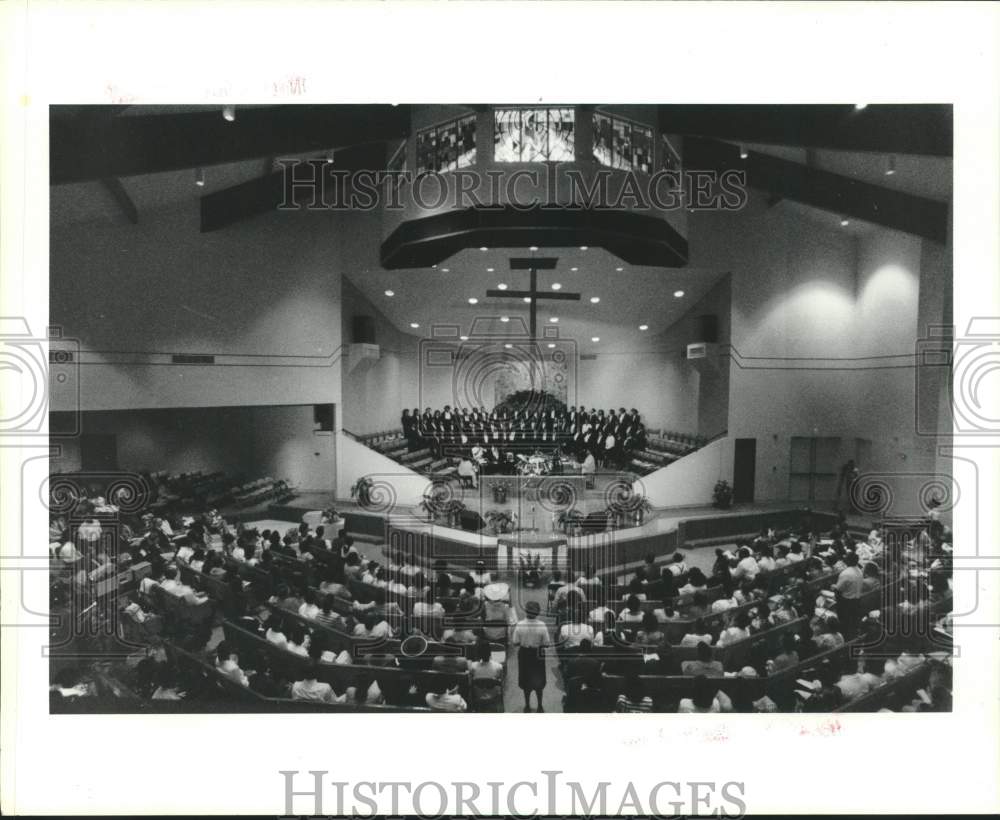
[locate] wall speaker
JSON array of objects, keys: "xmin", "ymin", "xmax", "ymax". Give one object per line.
[{"xmin": 352, "ymin": 315, "xmax": 376, "ymax": 344}]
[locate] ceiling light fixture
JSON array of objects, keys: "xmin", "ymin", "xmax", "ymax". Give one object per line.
[
  {"xmin": 551, "ymin": 283, "xmax": 562, "ymax": 290},
  {"xmin": 840, "ymin": 218, "xmax": 850, "ymax": 227},
  {"xmin": 885, "ymin": 155, "xmax": 896, "ymax": 176},
  {"xmin": 479, "ymin": 246, "xmax": 488, "ymax": 252},
  {"xmin": 549, "ymin": 317, "xmax": 559, "ymax": 323},
  {"xmin": 410, "ymin": 322, "xmax": 420, "ymax": 328},
  {"xmin": 497, "ymin": 283, "xmax": 508, "ymax": 290},
  {"xmin": 504, "ymin": 343, "xmax": 513, "ymax": 349},
  {"xmin": 384, "ymin": 290, "xmax": 395, "ymax": 297},
  {"xmin": 441, "ymin": 267, "xmax": 449, "ymax": 272},
  {"xmin": 547, "ymin": 343, "xmax": 556, "ymax": 349},
  {"xmin": 673, "ymin": 290, "xmax": 685, "ymax": 298},
  {"xmin": 591, "ymin": 336, "xmax": 600, "ymax": 342},
  {"xmin": 194, "ymin": 168, "xmax": 205, "ymax": 187},
  {"xmin": 500, "ymin": 316, "xmax": 510, "ymax": 323},
  {"xmin": 739, "ymin": 144, "xmax": 748, "ymax": 160},
  {"xmin": 854, "ymin": 103, "xmax": 868, "ymax": 110},
  {"xmin": 222, "ymin": 105, "xmax": 236, "ymax": 122},
  {"xmin": 468, "ymin": 297, "xmax": 479, "ymax": 305},
  {"xmin": 529, "ymin": 245, "xmax": 538, "ymax": 252},
  {"xmin": 590, "ymin": 296, "xmax": 600, "ymax": 304},
  {"xmin": 579, "ymin": 245, "xmax": 589, "ymax": 251},
  {"xmin": 459, "ymin": 335, "xmax": 469, "ymax": 341},
  {"xmin": 615, "ymin": 267, "xmax": 623, "ymax": 272},
  {"xmin": 325, "ymin": 152, "xmax": 335, "ymax": 165},
  {"xmin": 523, "ymin": 297, "xmax": 532, "ymax": 303},
  {"xmin": 570, "ymin": 267, "xmax": 578, "ymax": 272},
  {"xmin": 639, "ymin": 324, "xmax": 649, "ymax": 331},
  {"xmin": 487, "ymin": 267, "xmax": 495, "ymax": 273}
]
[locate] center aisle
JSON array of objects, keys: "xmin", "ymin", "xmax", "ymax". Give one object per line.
[{"xmin": 502, "ymin": 585, "xmax": 566, "ymax": 713}]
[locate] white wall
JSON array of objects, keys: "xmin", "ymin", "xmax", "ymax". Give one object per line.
[
  {"xmin": 639, "ymin": 436, "xmax": 735, "ymax": 509},
  {"xmin": 50, "ymin": 203, "xmax": 345, "ymax": 412},
  {"xmin": 336, "ymin": 432, "xmax": 429, "ymax": 509}
]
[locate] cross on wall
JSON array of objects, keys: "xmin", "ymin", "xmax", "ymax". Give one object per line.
[{"xmin": 484, "ymin": 257, "xmax": 581, "ymax": 339}]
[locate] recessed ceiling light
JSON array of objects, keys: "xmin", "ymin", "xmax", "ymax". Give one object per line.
[
  {"xmin": 504, "ymin": 343, "xmax": 513, "ymax": 349},
  {"xmin": 615, "ymin": 267, "xmax": 623, "ymax": 272},
  {"xmin": 580, "ymin": 246, "xmax": 588, "ymax": 251},
  {"xmin": 739, "ymin": 145, "xmax": 748, "ymax": 160},
  {"xmin": 529, "ymin": 245, "xmax": 539, "ymax": 252},
  {"xmin": 222, "ymin": 105, "xmax": 236, "ymax": 122},
  {"xmin": 432, "ymin": 264, "xmax": 437, "ymax": 268},
  {"xmin": 591, "ymin": 336, "xmax": 600, "ymax": 342},
  {"xmin": 384, "ymin": 290, "xmax": 395, "ymax": 297},
  {"xmin": 500, "ymin": 316, "xmax": 509, "ymax": 323},
  {"xmin": 547, "ymin": 343, "xmax": 556, "ymax": 349},
  {"xmin": 487, "ymin": 267, "xmax": 495, "ymax": 273},
  {"xmin": 459, "ymin": 335, "xmax": 469, "ymax": 341},
  {"xmin": 497, "ymin": 283, "xmax": 508, "ymax": 290},
  {"xmin": 570, "ymin": 267, "xmax": 578, "ymax": 272},
  {"xmin": 479, "ymin": 246, "xmax": 488, "ymax": 252},
  {"xmin": 549, "ymin": 317, "xmax": 558, "ymax": 323},
  {"xmin": 885, "ymin": 155, "xmax": 896, "ymax": 176},
  {"xmin": 840, "ymin": 219, "xmax": 850, "ymax": 227},
  {"xmin": 590, "ymin": 296, "xmax": 600, "ymax": 304},
  {"xmin": 468, "ymin": 297, "xmax": 479, "ymax": 304},
  {"xmin": 639, "ymin": 324, "xmax": 649, "ymax": 331},
  {"xmin": 854, "ymin": 103, "xmax": 868, "ymax": 110},
  {"xmin": 441, "ymin": 267, "xmax": 450, "ymax": 273},
  {"xmin": 194, "ymin": 168, "xmax": 205, "ymax": 187},
  {"xmin": 523, "ymin": 297, "xmax": 532, "ymax": 303},
  {"xmin": 410, "ymin": 322, "xmax": 420, "ymax": 329},
  {"xmin": 673, "ymin": 290, "xmax": 685, "ymax": 298},
  {"xmin": 551, "ymin": 283, "xmax": 562, "ymax": 290}
]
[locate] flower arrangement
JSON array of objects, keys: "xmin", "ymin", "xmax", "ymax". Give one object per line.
[
  {"xmin": 350, "ymin": 476, "xmax": 374, "ymax": 507},
  {"xmin": 713, "ymin": 479, "xmax": 734, "ymax": 509},
  {"xmin": 490, "ymin": 479, "xmax": 512, "ymax": 504},
  {"xmin": 517, "ymin": 551, "xmax": 548, "ymax": 587},
  {"xmin": 484, "ymin": 509, "xmax": 518, "ymax": 535}
]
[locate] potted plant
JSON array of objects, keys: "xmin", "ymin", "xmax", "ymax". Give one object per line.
[
  {"xmin": 558, "ymin": 508, "xmax": 584, "ymax": 536},
  {"xmin": 491, "ymin": 479, "xmax": 512, "ymax": 505},
  {"xmin": 633, "ymin": 497, "xmax": 654, "ymax": 526},
  {"xmin": 444, "ymin": 499, "xmax": 467, "ymax": 528},
  {"xmin": 517, "ymin": 551, "xmax": 547, "ymax": 588},
  {"xmin": 713, "ymin": 479, "xmax": 733, "ymax": 509},
  {"xmin": 350, "ymin": 476, "xmax": 374, "ymax": 508},
  {"xmin": 484, "ymin": 509, "xmax": 518, "ymax": 535}
]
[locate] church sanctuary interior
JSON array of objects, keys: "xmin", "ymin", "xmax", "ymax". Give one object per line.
[{"xmin": 47, "ymin": 103, "xmax": 954, "ymax": 715}]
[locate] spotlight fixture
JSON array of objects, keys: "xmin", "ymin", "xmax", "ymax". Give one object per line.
[
  {"xmin": 222, "ymin": 105, "xmax": 236, "ymax": 122},
  {"xmin": 504, "ymin": 343, "xmax": 513, "ymax": 349},
  {"xmin": 840, "ymin": 218, "xmax": 850, "ymax": 227},
  {"xmin": 591, "ymin": 336, "xmax": 600, "ymax": 342},
  {"xmin": 549, "ymin": 317, "xmax": 559, "ymax": 323},
  {"xmin": 579, "ymin": 245, "xmax": 589, "ymax": 251},
  {"xmin": 497, "ymin": 283, "xmax": 508, "ymax": 290},
  {"xmin": 885, "ymin": 155, "xmax": 897, "ymax": 176},
  {"xmin": 431, "ymin": 264, "xmax": 437, "ymax": 268},
  {"xmin": 673, "ymin": 290, "xmax": 685, "ymax": 298},
  {"xmin": 384, "ymin": 290, "xmax": 395, "ymax": 297},
  {"xmin": 410, "ymin": 322, "xmax": 420, "ymax": 329},
  {"xmin": 570, "ymin": 267, "xmax": 579, "ymax": 272},
  {"xmin": 459, "ymin": 335, "xmax": 469, "ymax": 341},
  {"xmin": 523, "ymin": 297, "xmax": 532, "ymax": 303},
  {"xmin": 194, "ymin": 168, "xmax": 205, "ymax": 187},
  {"xmin": 479, "ymin": 246, "xmax": 488, "ymax": 252},
  {"xmin": 547, "ymin": 343, "xmax": 556, "ymax": 349},
  {"xmin": 468, "ymin": 297, "xmax": 479, "ymax": 305},
  {"xmin": 325, "ymin": 152, "xmax": 335, "ymax": 165},
  {"xmin": 615, "ymin": 267, "xmax": 623, "ymax": 272},
  {"xmin": 639, "ymin": 324, "xmax": 649, "ymax": 331},
  {"xmin": 529, "ymin": 245, "xmax": 539, "ymax": 252},
  {"xmin": 590, "ymin": 296, "xmax": 600, "ymax": 304},
  {"xmin": 551, "ymin": 283, "xmax": 562, "ymax": 290},
  {"xmin": 486, "ymin": 267, "xmax": 495, "ymax": 273},
  {"xmin": 739, "ymin": 144, "xmax": 748, "ymax": 160},
  {"xmin": 500, "ymin": 316, "xmax": 510, "ymax": 323},
  {"xmin": 854, "ymin": 103, "xmax": 868, "ymax": 110},
  {"xmin": 441, "ymin": 267, "xmax": 449, "ymax": 273}
]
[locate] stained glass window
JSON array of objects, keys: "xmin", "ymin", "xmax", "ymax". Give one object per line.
[
  {"xmin": 592, "ymin": 112, "xmax": 654, "ymax": 173},
  {"xmin": 494, "ymin": 108, "xmax": 575, "ymax": 162},
  {"xmin": 415, "ymin": 114, "xmax": 477, "ymax": 175}
]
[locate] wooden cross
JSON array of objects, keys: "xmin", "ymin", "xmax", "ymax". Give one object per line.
[{"xmin": 485, "ymin": 257, "xmax": 581, "ymax": 339}]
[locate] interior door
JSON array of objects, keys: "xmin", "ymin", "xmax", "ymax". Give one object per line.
[{"xmin": 732, "ymin": 438, "xmax": 756, "ymax": 504}]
